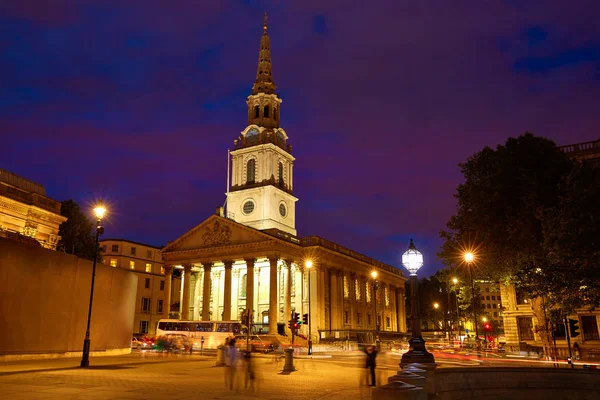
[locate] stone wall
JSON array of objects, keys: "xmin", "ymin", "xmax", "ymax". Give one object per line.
[
  {"xmin": 435, "ymin": 367, "xmax": 600, "ymax": 400},
  {"xmin": 0, "ymin": 237, "xmax": 137, "ymax": 358}
]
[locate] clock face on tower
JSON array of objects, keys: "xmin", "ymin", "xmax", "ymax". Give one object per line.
[{"xmin": 279, "ymin": 202, "xmax": 287, "ymax": 217}]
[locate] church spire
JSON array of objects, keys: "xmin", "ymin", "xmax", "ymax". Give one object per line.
[{"xmin": 252, "ymin": 12, "xmax": 276, "ymax": 95}]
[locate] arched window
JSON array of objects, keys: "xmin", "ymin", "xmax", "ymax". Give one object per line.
[
  {"xmin": 241, "ymin": 274, "xmax": 247, "ymax": 298},
  {"xmin": 246, "ymin": 159, "xmax": 256, "ymax": 184},
  {"xmin": 278, "ymin": 161, "xmax": 284, "ymax": 185},
  {"xmin": 254, "ymin": 105, "xmax": 259, "ymax": 118},
  {"xmin": 264, "ymin": 105, "xmax": 269, "ymax": 118}
]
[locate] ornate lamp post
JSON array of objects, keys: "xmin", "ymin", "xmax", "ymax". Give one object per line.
[
  {"xmin": 464, "ymin": 252, "xmax": 479, "ymax": 342},
  {"xmin": 371, "ymin": 270, "xmax": 379, "ymax": 332},
  {"xmin": 305, "ymin": 259, "xmax": 313, "ymax": 355},
  {"xmin": 80, "ymin": 205, "xmax": 106, "ymax": 367},
  {"xmin": 453, "ymin": 277, "xmax": 462, "ymax": 340},
  {"xmin": 400, "ymin": 239, "xmax": 435, "ymax": 367}
]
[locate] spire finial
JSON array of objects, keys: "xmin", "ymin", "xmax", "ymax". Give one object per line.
[{"xmin": 263, "ymin": 12, "xmax": 268, "ymax": 33}]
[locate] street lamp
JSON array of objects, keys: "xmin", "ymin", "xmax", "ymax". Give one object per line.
[
  {"xmin": 400, "ymin": 239, "xmax": 435, "ymax": 367},
  {"xmin": 433, "ymin": 302, "xmax": 440, "ymax": 334},
  {"xmin": 371, "ymin": 270, "xmax": 379, "ymax": 332},
  {"xmin": 452, "ymin": 278, "xmax": 461, "ymax": 340},
  {"xmin": 80, "ymin": 205, "xmax": 106, "ymax": 367},
  {"xmin": 464, "ymin": 252, "xmax": 478, "ymax": 343},
  {"xmin": 305, "ymin": 259, "xmax": 313, "ymax": 355}
]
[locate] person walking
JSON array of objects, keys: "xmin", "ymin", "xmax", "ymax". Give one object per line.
[
  {"xmin": 225, "ymin": 339, "xmax": 239, "ymax": 390},
  {"xmin": 363, "ymin": 345, "xmax": 378, "ymax": 387}
]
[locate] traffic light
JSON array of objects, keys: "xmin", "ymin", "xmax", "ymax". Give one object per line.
[
  {"xmin": 484, "ymin": 323, "xmax": 491, "ymax": 331},
  {"xmin": 288, "ymin": 319, "xmax": 293, "ymax": 330},
  {"xmin": 569, "ymin": 318, "xmax": 580, "ymax": 338},
  {"xmin": 303, "ymin": 313, "xmax": 309, "ymax": 325},
  {"xmin": 293, "ymin": 312, "xmax": 300, "ymax": 329}
]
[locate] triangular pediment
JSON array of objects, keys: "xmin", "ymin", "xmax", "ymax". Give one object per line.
[{"xmin": 162, "ymin": 215, "xmax": 274, "ymax": 253}]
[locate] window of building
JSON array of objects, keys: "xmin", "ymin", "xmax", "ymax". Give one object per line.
[
  {"xmin": 386, "ymin": 316, "xmax": 391, "ymax": 328},
  {"xmin": 357, "ymin": 312, "xmax": 361, "ymax": 324},
  {"xmin": 487, "ymin": 304, "xmax": 491, "ymax": 309},
  {"xmin": 517, "ymin": 317, "xmax": 534, "ymax": 340},
  {"xmin": 110, "ymin": 259, "xmax": 117, "ymax": 267},
  {"xmin": 131, "ymin": 247, "xmax": 136, "ymax": 256},
  {"xmin": 147, "ymin": 249, "xmax": 152, "ymax": 258},
  {"xmin": 498, "ymin": 296, "xmax": 501, "ymax": 302},
  {"xmin": 493, "ymin": 312, "xmax": 498, "ymax": 317},
  {"xmin": 278, "ymin": 162, "xmax": 284, "ymax": 185},
  {"xmin": 157, "ymin": 300, "xmax": 163, "ymax": 313},
  {"xmin": 246, "ymin": 159, "xmax": 256, "ymax": 184},
  {"xmin": 553, "ymin": 321, "xmax": 566, "ymax": 338},
  {"xmin": 161, "ymin": 266, "xmax": 165, "ymax": 275},
  {"xmin": 101, "ymin": 245, "xmax": 107, "ymax": 253},
  {"xmin": 145, "ymin": 278, "xmax": 150, "ymax": 289},
  {"xmin": 141, "ymin": 297, "xmax": 151, "ymax": 313},
  {"xmin": 492, "ymin": 304, "xmax": 497, "ymax": 309},
  {"xmin": 480, "ymin": 296, "xmax": 485, "ymax": 301},
  {"xmin": 139, "ymin": 320, "xmax": 149, "ymax": 334},
  {"xmin": 254, "ymin": 105, "xmax": 259, "ymax": 118},
  {"xmin": 343, "ymin": 276, "xmax": 349, "ymax": 298},
  {"xmin": 491, "ymin": 295, "xmax": 496, "ymax": 300},
  {"xmin": 241, "ymin": 274, "xmax": 247, "ymax": 298},
  {"xmin": 385, "ymin": 287, "xmax": 390, "ymax": 307},
  {"xmin": 264, "ymin": 105, "xmax": 269, "ymax": 118},
  {"xmin": 366, "ymin": 282, "xmax": 371, "ymax": 302},
  {"xmin": 355, "ymin": 279, "xmax": 361, "ymax": 301},
  {"xmin": 111, "ymin": 244, "xmax": 119, "ymax": 252},
  {"xmin": 486, "ymin": 296, "xmax": 490, "ymax": 300},
  {"xmin": 160, "ymin": 280, "xmax": 165, "ymax": 290},
  {"xmin": 145, "ymin": 263, "xmax": 152, "ymax": 273},
  {"xmin": 367, "ymin": 313, "xmax": 372, "ymax": 325},
  {"xmin": 130, "ymin": 261, "xmax": 135, "ymax": 270},
  {"xmin": 582, "ymin": 316, "xmax": 599, "ymax": 340}
]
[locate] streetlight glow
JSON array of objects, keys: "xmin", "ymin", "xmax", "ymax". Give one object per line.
[
  {"xmin": 452, "ymin": 277, "xmax": 458, "ymax": 284},
  {"xmin": 93, "ymin": 205, "xmax": 106, "ymax": 220},
  {"xmin": 464, "ymin": 252, "xmax": 474, "ymax": 263},
  {"xmin": 482, "ymin": 317, "xmax": 487, "ymax": 322},
  {"xmin": 433, "ymin": 302, "xmax": 439, "ymax": 309},
  {"xmin": 371, "ymin": 270, "xmax": 378, "ymax": 279},
  {"xmin": 305, "ymin": 260, "xmax": 313, "ymax": 269}
]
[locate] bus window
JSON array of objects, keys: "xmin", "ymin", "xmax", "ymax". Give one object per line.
[{"xmin": 217, "ymin": 323, "xmax": 231, "ymax": 332}]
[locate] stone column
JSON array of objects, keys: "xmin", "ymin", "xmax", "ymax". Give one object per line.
[
  {"xmin": 202, "ymin": 263, "xmax": 212, "ymax": 320},
  {"xmin": 329, "ymin": 268, "xmax": 338, "ymax": 330},
  {"xmin": 223, "ymin": 260, "xmax": 233, "ymax": 321},
  {"xmin": 193, "ymin": 271, "xmax": 202, "ymax": 320},
  {"xmin": 181, "ymin": 264, "xmax": 192, "ymax": 320},
  {"xmin": 163, "ymin": 265, "xmax": 173, "ymax": 318},
  {"xmin": 283, "ymin": 260, "xmax": 292, "ymax": 334},
  {"xmin": 245, "ymin": 258, "xmax": 255, "ymax": 323},
  {"xmin": 268, "ymin": 256, "xmax": 279, "ymax": 334}
]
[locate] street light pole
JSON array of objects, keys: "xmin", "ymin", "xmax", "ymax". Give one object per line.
[
  {"xmin": 371, "ymin": 271, "xmax": 379, "ymax": 333},
  {"xmin": 453, "ymin": 278, "xmax": 461, "ymax": 341},
  {"xmin": 400, "ymin": 239, "xmax": 435, "ymax": 367},
  {"xmin": 464, "ymin": 252, "xmax": 479, "ymax": 343},
  {"xmin": 80, "ymin": 205, "xmax": 106, "ymax": 368},
  {"xmin": 305, "ymin": 260, "xmax": 313, "ymax": 355}
]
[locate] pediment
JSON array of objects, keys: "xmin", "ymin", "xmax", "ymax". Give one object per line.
[{"xmin": 163, "ymin": 215, "xmax": 273, "ymax": 253}]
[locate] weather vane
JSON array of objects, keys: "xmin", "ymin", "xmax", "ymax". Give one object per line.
[{"xmin": 263, "ymin": 12, "xmax": 268, "ymax": 31}]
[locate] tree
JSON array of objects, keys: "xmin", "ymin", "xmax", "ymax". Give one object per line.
[
  {"xmin": 57, "ymin": 199, "xmax": 101, "ymax": 261},
  {"xmin": 439, "ymin": 132, "xmax": 599, "ymax": 313}
]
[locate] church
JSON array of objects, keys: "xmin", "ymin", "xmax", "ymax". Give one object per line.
[{"xmin": 161, "ymin": 16, "xmax": 407, "ymax": 343}]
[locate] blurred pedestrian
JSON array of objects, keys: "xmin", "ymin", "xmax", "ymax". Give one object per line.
[
  {"xmin": 225, "ymin": 338, "xmax": 239, "ymax": 390},
  {"xmin": 363, "ymin": 345, "xmax": 378, "ymax": 386},
  {"xmin": 244, "ymin": 351, "xmax": 257, "ymax": 392}
]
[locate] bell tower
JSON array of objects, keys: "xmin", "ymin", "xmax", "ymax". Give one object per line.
[{"xmin": 227, "ymin": 14, "xmax": 298, "ymax": 235}]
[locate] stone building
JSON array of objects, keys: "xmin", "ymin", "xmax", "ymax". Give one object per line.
[
  {"xmin": 99, "ymin": 239, "xmax": 175, "ymax": 335},
  {"xmin": 0, "ymin": 168, "xmax": 67, "ymax": 250},
  {"xmin": 160, "ymin": 17, "xmax": 408, "ymax": 343}
]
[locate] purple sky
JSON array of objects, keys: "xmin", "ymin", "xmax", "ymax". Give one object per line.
[{"xmin": 1, "ymin": 1, "xmax": 599, "ymax": 277}]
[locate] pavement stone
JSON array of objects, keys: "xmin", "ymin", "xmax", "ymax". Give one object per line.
[{"xmin": 0, "ymin": 353, "xmax": 395, "ymax": 400}]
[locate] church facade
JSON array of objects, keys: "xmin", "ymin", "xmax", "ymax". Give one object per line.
[{"xmin": 161, "ymin": 17, "xmax": 407, "ymax": 342}]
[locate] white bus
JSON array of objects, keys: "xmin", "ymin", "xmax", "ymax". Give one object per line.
[{"xmin": 156, "ymin": 319, "xmax": 246, "ymax": 350}]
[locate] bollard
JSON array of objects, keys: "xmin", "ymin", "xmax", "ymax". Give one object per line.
[
  {"xmin": 215, "ymin": 345, "xmax": 225, "ymax": 367},
  {"xmin": 283, "ymin": 348, "xmax": 295, "ymax": 372},
  {"xmin": 404, "ymin": 366, "xmax": 427, "ymax": 378},
  {"xmin": 403, "ymin": 362, "xmax": 437, "ymax": 399},
  {"xmin": 372, "ymin": 381, "xmax": 425, "ymax": 400},
  {"xmin": 388, "ymin": 370, "xmax": 426, "ymax": 388}
]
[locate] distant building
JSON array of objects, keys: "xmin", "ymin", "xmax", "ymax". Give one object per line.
[
  {"xmin": 0, "ymin": 168, "xmax": 67, "ymax": 249},
  {"xmin": 99, "ymin": 239, "xmax": 175, "ymax": 335},
  {"xmin": 478, "ymin": 282, "xmax": 503, "ymax": 331},
  {"xmin": 559, "ymin": 138, "xmax": 600, "ymax": 165}
]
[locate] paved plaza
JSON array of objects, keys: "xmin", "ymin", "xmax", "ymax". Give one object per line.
[{"xmin": 0, "ymin": 352, "xmax": 399, "ymax": 400}]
